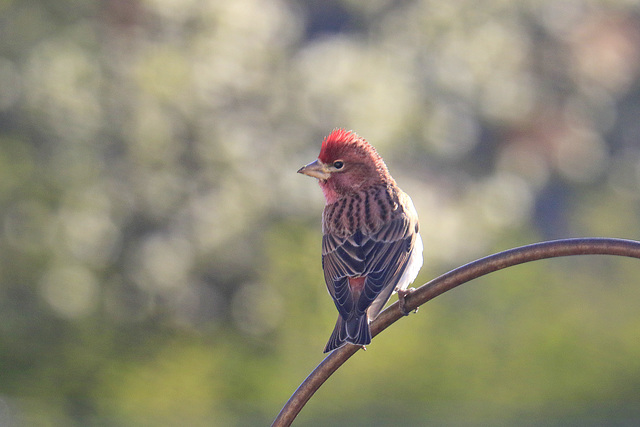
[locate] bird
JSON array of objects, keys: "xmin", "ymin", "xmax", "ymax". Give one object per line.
[{"xmin": 298, "ymin": 129, "xmax": 423, "ymax": 353}]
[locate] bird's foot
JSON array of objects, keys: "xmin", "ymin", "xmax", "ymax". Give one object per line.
[
  {"xmin": 361, "ymin": 345, "xmax": 367, "ymax": 351},
  {"xmin": 396, "ymin": 287, "xmax": 418, "ymax": 316}
]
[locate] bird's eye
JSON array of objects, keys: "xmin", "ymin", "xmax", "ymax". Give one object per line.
[{"xmin": 333, "ymin": 161, "xmax": 344, "ymax": 169}]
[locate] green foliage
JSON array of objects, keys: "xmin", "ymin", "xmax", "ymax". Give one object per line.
[{"xmin": 1, "ymin": 0, "xmax": 640, "ymax": 425}]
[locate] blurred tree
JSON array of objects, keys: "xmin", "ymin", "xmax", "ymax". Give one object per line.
[{"xmin": 0, "ymin": 0, "xmax": 639, "ymax": 425}]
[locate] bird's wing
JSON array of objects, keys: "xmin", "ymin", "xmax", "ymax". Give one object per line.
[{"xmin": 322, "ymin": 214, "xmax": 417, "ymax": 321}]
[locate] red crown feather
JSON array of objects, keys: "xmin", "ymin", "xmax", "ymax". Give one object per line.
[{"xmin": 318, "ymin": 128, "xmax": 376, "ymax": 164}]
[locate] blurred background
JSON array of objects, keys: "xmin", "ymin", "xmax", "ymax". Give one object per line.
[{"xmin": 1, "ymin": 0, "xmax": 640, "ymax": 425}]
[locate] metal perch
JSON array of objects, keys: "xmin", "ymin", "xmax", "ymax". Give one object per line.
[{"xmin": 272, "ymin": 237, "xmax": 640, "ymax": 427}]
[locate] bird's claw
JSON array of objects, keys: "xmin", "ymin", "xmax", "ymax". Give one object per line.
[{"xmin": 396, "ymin": 287, "xmax": 418, "ymax": 316}]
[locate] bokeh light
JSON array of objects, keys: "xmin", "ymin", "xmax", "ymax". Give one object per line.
[{"xmin": 1, "ymin": 0, "xmax": 640, "ymax": 425}]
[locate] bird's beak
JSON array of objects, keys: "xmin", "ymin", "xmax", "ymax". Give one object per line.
[{"xmin": 297, "ymin": 159, "xmax": 331, "ymax": 180}]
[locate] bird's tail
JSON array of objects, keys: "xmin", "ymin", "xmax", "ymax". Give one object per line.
[{"xmin": 323, "ymin": 315, "xmax": 371, "ymax": 353}]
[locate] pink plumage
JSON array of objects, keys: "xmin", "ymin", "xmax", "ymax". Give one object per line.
[{"xmin": 298, "ymin": 129, "xmax": 424, "ymax": 353}]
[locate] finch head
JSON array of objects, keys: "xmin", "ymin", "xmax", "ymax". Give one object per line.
[{"xmin": 298, "ymin": 129, "xmax": 394, "ymax": 204}]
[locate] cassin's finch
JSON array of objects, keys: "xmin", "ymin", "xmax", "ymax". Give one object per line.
[{"xmin": 298, "ymin": 129, "xmax": 423, "ymax": 352}]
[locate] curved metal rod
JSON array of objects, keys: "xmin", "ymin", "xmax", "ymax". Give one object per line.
[{"xmin": 271, "ymin": 238, "xmax": 640, "ymax": 426}]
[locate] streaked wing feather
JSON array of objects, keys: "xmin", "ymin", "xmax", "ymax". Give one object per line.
[{"xmin": 322, "ymin": 215, "xmax": 415, "ymax": 320}]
